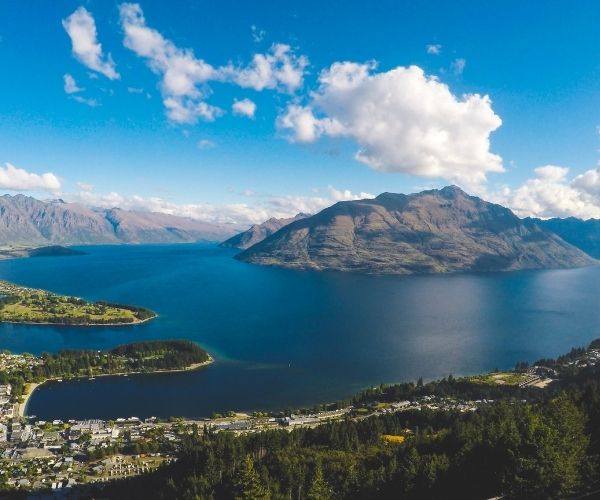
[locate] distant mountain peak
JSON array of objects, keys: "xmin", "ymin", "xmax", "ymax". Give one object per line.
[
  {"xmin": 220, "ymin": 212, "xmax": 311, "ymax": 250},
  {"xmin": 441, "ymin": 184, "xmax": 464, "ymax": 192}
]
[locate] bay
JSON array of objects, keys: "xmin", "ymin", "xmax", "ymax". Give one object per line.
[{"xmin": 0, "ymin": 244, "xmax": 597, "ymax": 419}]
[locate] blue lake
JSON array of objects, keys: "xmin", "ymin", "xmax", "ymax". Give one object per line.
[{"xmin": 0, "ymin": 244, "xmax": 598, "ymax": 420}]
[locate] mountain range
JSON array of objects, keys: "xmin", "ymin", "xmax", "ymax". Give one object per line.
[
  {"xmin": 236, "ymin": 186, "xmax": 595, "ymax": 274},
  {"xmin": 220, "ymin": 213, "xmax": 311, "ymax": 250},
  {"xmin": 525, "ymin": 217, "xmax": 600, "ymax": 259},
  {"xmin": 0, "ymin": 194, "xmax": 237, "ymax": 246},
  {"xmin": 1, "ymin": 189, "xmax": 598, "ymax": 275}
]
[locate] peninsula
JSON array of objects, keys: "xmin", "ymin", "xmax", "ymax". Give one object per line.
[
  {"xmin": 0, "ymin": 245, "xmax": 85, "ymax": 261},
  {"xmin": 0, "ymin": 281, "xmax": 156, "ymax": 326},
  {"xmin": 0, "ymin": 340, "xmax": 213, "ymax": 418}
]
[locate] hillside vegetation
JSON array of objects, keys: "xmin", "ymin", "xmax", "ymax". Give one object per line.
[{"xmin": 0, "ymin": 281, "xmax": 156, "ymax": 325}]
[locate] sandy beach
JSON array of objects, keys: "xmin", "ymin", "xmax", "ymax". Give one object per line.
[{"xmin": 18, "ymin": 382, "xmax": 40, "ymax": 418}]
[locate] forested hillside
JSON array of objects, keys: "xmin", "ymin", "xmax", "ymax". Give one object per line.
[{"xmin": 97, "ymin": 350, "xmax": 600, "ymax": 499}]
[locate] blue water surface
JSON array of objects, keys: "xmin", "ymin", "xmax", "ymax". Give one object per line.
[{"xmin": 0, "ymin": 244, "xmax": 597, "ymax": 419}]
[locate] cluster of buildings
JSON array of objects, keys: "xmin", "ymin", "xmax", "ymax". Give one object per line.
[
  {"xmin": 0, "ymin": 353, "xmax": 44, "ymax": 374},
  {"xmin": 564, "ymin": 347, "xmax": 600, "ymax": 369},
  {"xmin": 0, "ymin": 389, "xmax": 537, "ymax": 492},
  {"xmin": 519, "ymin": 346, "xmax": 600, "ymax": 388},
  {"xmin": 0, "ymin": 415, "xmax": 176, "ymax": 492},
  {"xmin": 209, "ymin": 407, "xmax": 351, "ymax": 433},
  {"xmin": 364, "ymin": 395, "xmax": 497, "ymax": 417},
  {"xmin": 0, "ymin": 384, "xmax": 15, "ymax": 422}
]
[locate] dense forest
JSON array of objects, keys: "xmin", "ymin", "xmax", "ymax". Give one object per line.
[
  {"xmin": 78, "ymin": 347, "xmax": 600, "ymax": 499},
  {"xmin": 0, "ymin": 340, "xmax": 210, "ymax": 401}
]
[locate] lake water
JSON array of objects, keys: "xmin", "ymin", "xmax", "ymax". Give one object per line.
[{"xmin": 0, "ymin": 244, "xmax": 598, "ymax": 420}]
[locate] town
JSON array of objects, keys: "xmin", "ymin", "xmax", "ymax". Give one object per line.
[{"xmin": 0, "ymin": 397, "xmax": 494, "ymax": 492}]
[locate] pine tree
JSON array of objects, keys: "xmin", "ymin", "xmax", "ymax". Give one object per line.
[
  {"xmin": 308, "ymin": 463, "xmax": 333, "ymax": 500},
  {"xmin": 233, "ymin": 456, "xmax": 270, "ymax": 500}
]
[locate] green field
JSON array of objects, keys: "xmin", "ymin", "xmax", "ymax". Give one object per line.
[
  {"xmin": 0, "ymin": 281, "xmax": 156, "ymax": 325},
  {"xmin": 467, "ymin": 371, "xmax": 528, "ymax": 386}
]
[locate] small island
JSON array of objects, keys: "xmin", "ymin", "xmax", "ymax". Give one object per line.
[
  {"xmin": 0, "ymin": 281, "xmax": 156, "ymax": 325},
  {"xmin": 0, "ymin": 244, "xmax": 85, "ymax": 260}
]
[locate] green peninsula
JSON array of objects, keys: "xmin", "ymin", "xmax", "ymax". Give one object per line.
[
  {"xmin": 0, "ymin": 340, "xmax": 213, "ymax": 409},
  {"xmin": 0, "ymin": 281, "xmax": 156, "ymax": 325}
]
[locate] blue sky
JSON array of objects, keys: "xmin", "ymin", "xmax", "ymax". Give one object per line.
[{"xmin": 2, "ymin": 0, "xmax": 600, "ymax": 224}]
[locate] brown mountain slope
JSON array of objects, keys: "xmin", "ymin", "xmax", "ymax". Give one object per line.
[
  {"xmin": 220, "ymin": 213, "xmax": 311, "ymax": 250},
  {"xmin": 237, "ymin": 186, "xmax": 595, "ymax": 274},
  {"xmin": 0, "ymin": 194, "xmax": 237, "ymax": 246}
]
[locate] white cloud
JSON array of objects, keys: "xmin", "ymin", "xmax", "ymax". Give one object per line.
[
  {"xmin": 197, "ymin": 139, "xmax": 216, "ymax": 149},
  {"xmin": 163, "ymin": 97, "xmax": 222, "ymax": 123},
  {"xmin": 127, "ymin": 86, "xmax": 144, "ymax": 94},
  {"xmin": 119, "ymin": 3, "xmax": 219, "ymax": 124},
  {"xmin": 451, "ymin": 58, "xmax": 466, "ymax": 75},
  {"xmin": 232, "ymin": 98, "xmax": 256, "ymax": 118},
  {"xmin": 63, "ymin": 74, "xmax": 83, "ymax": 94},
  {"xmin": 267, "ymin": 187, "xmax": 375, "ymax": 217},
  {"xmin": 119, "ymin": 3, "xmax": 307, "ymax": 123},
  {"xmin": 72, "ymin": 95, "xmax": 98, "ymax": 107},
  {"xmin": 226, "ymin": 43, "xmax": 308, "ymax": 93},
  {"xmin": 62, "ymin": 7, "xmax": 119, "ymax": 80},
  {"xmin": 0, "ymin": 163, "xmax": 61, "ymax": 193},
  {"xmin": 278, "ymin": 62, "xmax": 503, "ymax": 188},
  {"xmin": 70, "ymin": 184, "xmax": 372, "ymax": 226},
  {"xmin": 493, "ymin": 165, "xmax": 600, "ymax": 219},
  {"xmin": 426, "ymin": 44, "xmax": 442, "ymax": 55}
]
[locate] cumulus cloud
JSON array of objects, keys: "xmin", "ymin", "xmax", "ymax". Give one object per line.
[
  {"xmin": 70, "ymin": 184, "xmax": 372, "ymax": 226},
  {"xmin": 119, "ymin": 3, "xmax": 220, "ymax": 124},
  {"xmin": 232, "ymin": 98, "xmax": 256, "ymax": 118},
  {"xmin": 278, "ymin": 62, "xmax": 503, "ymax": 188},
  {"xmin": 226, "ymin": 43, "xmax": 308, "ymax": 93},
  {"xmin": 119, "ymin": 3, "xmax": 307, "ymax": 124},
  {"xmin": 62, "ymin": 7, "xmax": 119, "ymax": 80},
  {"xmin": 493, "ymin": 165, "xmax": 600, "ymax": 219},
  {"xmin": 0, "ymin": 163, "xmax": 61, "ymax": 193},
  {"xmin": 426, "ymin": 44, "xmax": 442, "ymax": 55},
  {"xmin": 63, "ymin": 74, "xmax": 83, "ymax": 94},
  {"xmin": 267, "ymin": 187, "xmax": 375, "ymax": 218}
]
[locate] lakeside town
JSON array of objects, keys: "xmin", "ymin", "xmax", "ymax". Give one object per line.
[
  {"xmin": 0, "ymin": 393, "xmax": 504, "ymax": 491},
  {"xmin": 0, "ymin": 342, "xmax": 597, "ymax": 494}
]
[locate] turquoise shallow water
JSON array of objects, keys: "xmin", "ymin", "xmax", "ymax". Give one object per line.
[{"xmin": 0, "ymin": 244, "xmax": 597, "ymax": 419}]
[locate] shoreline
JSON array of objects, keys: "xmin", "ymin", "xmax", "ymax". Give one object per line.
[
  {"xmin": 19, "ymin": 355, "xmax": 214, "ymax": 418},
  {"xmin": 18, "ymin": 382, "xmax": 40, "ymax": 418},
  {"xmin": 0, "ymin": 313, "xmax": 158, "ymax": 328}
]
